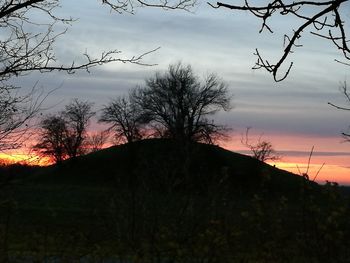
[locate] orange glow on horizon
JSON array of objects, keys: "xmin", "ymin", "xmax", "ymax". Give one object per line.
[
  {"xmin": 221, "ymin": 132, "xmax": 350, "ymax": 185},
  {"xmin": 0, "ymin": 153, "xmax": 51, "ymax": 166},
  {"xmin": 1, "ymin": 134, "xmax": 349, "ymax": 185},
  {"xmin": 268, "ymin": 161, "xmax": 350, "ymax": 185}
]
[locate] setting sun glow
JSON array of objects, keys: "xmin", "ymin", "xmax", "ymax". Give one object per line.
[
  {"xmin": 223, "ymin": 132, "xmax": 350, "ymax": 185},
  {"xmin": 0, "ymin": 153, "xmax": 51, "ymax": 166}
]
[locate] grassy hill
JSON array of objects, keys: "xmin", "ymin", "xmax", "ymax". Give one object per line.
[{"xmin": 0, "ymin": 139, "xmax": 349, "ymax": 262}]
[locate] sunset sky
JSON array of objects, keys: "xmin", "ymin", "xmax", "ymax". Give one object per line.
[{"xmin": 8, "ymin": 1, "xmax": 350, "ymax": 184}]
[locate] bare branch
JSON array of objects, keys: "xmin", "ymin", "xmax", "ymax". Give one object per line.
[
  {"xmin": 241, "ymin": 127, "xmax": 280, "ymax": 162},
  {"xmin": 102, "ymin": 0, "xmax": 197, "ymax": 14},
  {"xmin": 296, "ymin": 146, "xmax": 325, "ymax": 182},
  {"xmin": 329, "ymin": 81, "xmax": 350, "ymax": 141},
  {"xmin": 209, "ymin": 0, "xmax": 350, "ymax": 81},
  {"xmin": 0, "ymin": 83, "xmax": 51, "ymax": 151},
  {"xmin": 329, "ymin": 81, "xmax": 350, "ymax": 110},
  {"xmin": 99, "ymin": 93, "xmax": 146, "ymax": 144}
]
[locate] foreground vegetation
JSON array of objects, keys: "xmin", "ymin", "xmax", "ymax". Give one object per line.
[{"xmin": 0, "ymin": 139, "xmax": 349, "ymax": 262}]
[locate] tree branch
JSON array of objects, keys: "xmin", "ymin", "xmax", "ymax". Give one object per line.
[
  {"xmin": 102, "ymin": 0, "xmax": 197, "ymax": 13},
  {"xmin": 209, "ymin": 0, "xmax": 349, "ymax": 81}
]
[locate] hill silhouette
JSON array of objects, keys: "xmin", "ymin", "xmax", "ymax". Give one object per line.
[
  {"xmin": 31, "ymin": 138, "xmax": 312, "ymax": 197},
  {"xmin": 3, "ymin": 139, "xmax": 348, "ymax": 262}
]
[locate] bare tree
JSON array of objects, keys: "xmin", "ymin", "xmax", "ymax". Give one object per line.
[
  {"xmin": 33, "ymin": 99, "xmax": 94, "ymax": 163},
  {"xmin": 134, "ymin": 63, "xmax": 232, "ymax": 144},
  {"xmin": 85, "ymin": 131, "xmax": 110, "ymax": 153},
  {"xmin": 99, "ymin": 95, "xmax": 145, "ymax": 144},
  {"xmin": 33, "ymin": 115, "xmax": 68, "ymax": 164},
  {"xmin": 62, "ymin": 99, "xmax": 95, "ymax": 158},
  {"xmin": 209, "ymin": 1, "xmax": 349, "ymax": 81},
  {"xmin": 328, "ymin": 81, "xmax": 350, "ymax": 140},
  {"xmin": 241, "ymin": 127, "xmax": 280, "ymax": 162}
]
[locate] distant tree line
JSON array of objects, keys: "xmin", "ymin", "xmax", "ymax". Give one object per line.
[{"xmin": 34, "ymin": 63, "xmax": 232, "ymax": 163}]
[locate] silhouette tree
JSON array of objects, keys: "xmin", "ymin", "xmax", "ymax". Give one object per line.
[
  {"xmin": 33, "ymin": 115, "xmax": 68, "ymax": 164},
  {"xmin": 33, "ymin": 99, "xmax": 94, "ymax": 163},
  {"xmin": 62, "ymin": 99, "xmax": 95, "ymax": 158},
  {"xmin": 241, "ymin": 127, "xmax": 280, "ymax": 162},
  {"xmin": 209, "ymin": 1, "xmax": 349, "ymax": 81},
  {"xmin": 85, "ymin": 131, "xmax": 110, "ymax": 153},
  {"xmin": 134, "ymin": 63, "xmax": 232, "ymax": 143},
  {"xmin": 100, "ymin": 95, "xmax": 145, "ymax": 144}
]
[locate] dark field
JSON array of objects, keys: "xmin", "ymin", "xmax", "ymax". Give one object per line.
[{"xmin": 0, "ymin": 139, "xmax": 349, "ymax": 262}]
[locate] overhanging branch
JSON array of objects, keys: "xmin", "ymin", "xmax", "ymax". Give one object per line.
[{"xmin": 209, "ymin": 0, "xmax": 349, "ymax": 81}]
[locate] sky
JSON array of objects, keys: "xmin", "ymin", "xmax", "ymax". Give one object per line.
[{"xmin": 7, "ymin": 0, "xmax": 350, "ymax": 184}]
